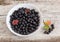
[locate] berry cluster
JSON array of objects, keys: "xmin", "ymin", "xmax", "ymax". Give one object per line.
[
  {"xmin": 10, "ymin": 7, "xmax": 40, "ymax": 35},
  {"xmin": 44, "ymin": 24, "xmax": 54, "ymax": 34},
  {"xmin": 43, "ymin": 20, "xmax": 54, "ymax": 34}
]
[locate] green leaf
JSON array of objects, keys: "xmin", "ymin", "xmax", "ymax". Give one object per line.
[{"xmin": 43, "ymin": 25, "xmax": 49, "ymax": 30}]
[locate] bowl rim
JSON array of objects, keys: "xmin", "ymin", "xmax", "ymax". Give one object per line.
[{"xmin": 6, "ymin": 3, "xmax": 43, "ymax": 37}]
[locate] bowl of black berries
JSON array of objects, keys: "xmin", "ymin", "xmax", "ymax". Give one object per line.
[{"xmin": 6, "ymin": 3, "xmax": 42, "ymax": 37}]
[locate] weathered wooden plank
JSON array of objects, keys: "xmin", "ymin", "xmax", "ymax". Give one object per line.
[
  {"xmin": 0, "ymin": 0, "xmax": 60, "ymax": 42},
  {"xmin": 0, "ymin": 1, "xmax": 60, "ymax": 15}
]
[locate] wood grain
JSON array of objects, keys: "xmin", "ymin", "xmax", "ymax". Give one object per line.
[{"xmin": 0, "ymin": 0, "xmax": 60, "ymax": 42}]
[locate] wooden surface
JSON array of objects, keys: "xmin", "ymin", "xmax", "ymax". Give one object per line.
[{"xmin": 0, "ymin": 0, "xmax": 60, "ymax": 42}]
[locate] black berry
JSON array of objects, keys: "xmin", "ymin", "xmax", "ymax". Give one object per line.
[{"xmin": 10, "ymin": 7, "xmax": 40, "ymax": 35}]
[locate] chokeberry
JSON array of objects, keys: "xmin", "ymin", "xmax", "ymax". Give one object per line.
[{"xmin": 10, "ymin": 7, "xmax": 40, "ymax": 35}]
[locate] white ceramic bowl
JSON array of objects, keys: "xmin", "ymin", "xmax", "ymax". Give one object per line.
[{"xmin": 6, "ymin": 3, "xmax": 43, "ymax": 37}]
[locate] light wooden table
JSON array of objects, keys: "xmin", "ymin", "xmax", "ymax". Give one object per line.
[{"xmin": 0, "ymin": 0, "xmax": 60, "ymax": 42}]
